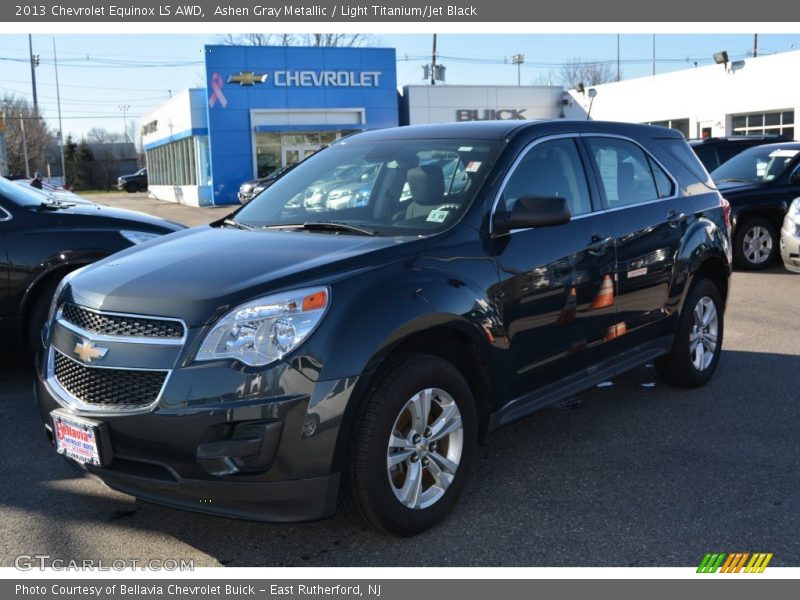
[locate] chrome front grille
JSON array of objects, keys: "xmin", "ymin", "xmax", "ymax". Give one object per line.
[
  {"xmin": 53, "ymin": 350, "xmax": 168, "ymax": 408},
  {"xmin": 61, "ymin": 303, "xmax": 185, "ymax": 339}
]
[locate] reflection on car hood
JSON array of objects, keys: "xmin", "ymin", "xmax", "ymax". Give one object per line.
[{"xmin": 65, "ymin": 226, "xmax": 420, "ymax": 326}]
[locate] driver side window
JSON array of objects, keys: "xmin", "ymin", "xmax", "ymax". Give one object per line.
[{"xmin": 501, "ymin": 138, "xmax": 592, "ymax": 217}]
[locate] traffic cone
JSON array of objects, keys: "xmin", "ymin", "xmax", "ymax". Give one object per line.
[
  {"xmin": 591, "ymin": 274, "xmax": 614, "ymax": 309},
  {"xmin": 556, "ymin": 286, "xmax": 578, "ymax": 325},
  {"xmin": 604, "ymin": 321, "xmax": 628, "ymax": 341}
]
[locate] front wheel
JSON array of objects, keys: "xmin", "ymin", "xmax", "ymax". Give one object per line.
[
  {"xmin": 342, "ymin": 352, "xmax": 477, "ymax": 535},
  {"xmin": 655, "ymin": 277, "xmax": 724, "ymax": 388}
]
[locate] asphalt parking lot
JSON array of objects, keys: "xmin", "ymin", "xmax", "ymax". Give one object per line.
[{"xmin": 1, "ymin": 194, "xmax": 798, "ymax": 567}]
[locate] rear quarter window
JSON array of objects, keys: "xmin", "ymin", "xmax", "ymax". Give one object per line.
[{"xmin": 659, "ymin": 139, "xmax": 716, "ymax": 190}]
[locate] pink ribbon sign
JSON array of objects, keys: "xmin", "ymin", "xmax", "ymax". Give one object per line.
[{"xmin": 208, "ymin": 73, "xmax": 228, "ymax": 108}]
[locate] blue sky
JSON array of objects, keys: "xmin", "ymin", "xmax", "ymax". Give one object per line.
[{"xmin": 2, "ymin": 33, "xmax": 799, "ymax": 139}]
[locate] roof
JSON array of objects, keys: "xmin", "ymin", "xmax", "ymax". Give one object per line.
[{"xmin": 343, "ymin": 119, "xmax": 686, "ymax": 142}]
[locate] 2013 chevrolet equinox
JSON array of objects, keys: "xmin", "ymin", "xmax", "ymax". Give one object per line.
[{"xmin": 36, "ymin": 121, "xmax": 732, "ymax": 535}]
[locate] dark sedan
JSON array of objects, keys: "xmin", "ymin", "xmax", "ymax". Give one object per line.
[
  {"xmin": 710, "ymin": 142, "xmax": 800, "ymax": 269},
  {"xmin": 0, "ymin": 176, "xmax": 184, "ymax": 348}
]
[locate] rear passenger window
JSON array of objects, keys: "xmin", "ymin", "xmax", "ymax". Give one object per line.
[
  {"xmin": 501, "ymin": 138, "xmax": 592, "ymax": 216},
  {"xmin": 585, "ymin": 137, "xmax": 671, "ymax": 208}
]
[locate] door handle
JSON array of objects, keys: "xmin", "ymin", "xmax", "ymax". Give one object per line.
[
  {"xmin": 667, "ymin": 210, "xmax": 686, "ymax": 227},
  {"xmin": 587, "ymin": 235, "xmax": 613, "ymax": 255}
]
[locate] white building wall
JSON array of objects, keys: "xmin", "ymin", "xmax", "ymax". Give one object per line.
[
  {"xmin": 141, "ymin": 89, "xmax": 207, "ymax": 147},
  {"xmin": 403, "ymin": 85, "xmax": 563, "ymax": 124},
  {"xmin": 566, "ymin": 50, "xmax": 800, "ymax": 140}
]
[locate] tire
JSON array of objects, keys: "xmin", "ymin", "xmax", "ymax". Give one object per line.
[
  {"xmin": 733, "ymin": 217, "xmax": 778, "ymax": 270},
  {"xmin": 342, "ymin": 352, "xmax": 477, "ymax": 536},
  {"xmin": 125, "ymin": 181, "xmax": 138, "ymax": 193},
  {"xmin": 26, "ymin": 279, "xmax": 59, "ymax": 350},
  {"xmin": 655, "ymin": 277, "xmax": 724, "ymax": 388}
]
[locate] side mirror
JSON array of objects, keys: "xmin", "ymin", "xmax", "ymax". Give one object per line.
[
  {"xmin": 790, "ymin": 165, "xmax": 800, "ymax": 184},
  {"xmin": 493, "ymin": 195, "xmax": 572, "ymax": 234}
]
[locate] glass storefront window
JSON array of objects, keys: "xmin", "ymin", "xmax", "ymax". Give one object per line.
[
  {"xmin": 254, "ymin": 130, "xmax": 360, "ymax": 178},
  {"xmin": 731, "ymin": 110, "xmax": 795, "ymax": 137},
  {"xmin": 647, "ymin": 118, "xmax": 690, "ymax": 138},
  {"xmin": 145, "ymin": 136, "xmax": 204, "ymax": 187}
]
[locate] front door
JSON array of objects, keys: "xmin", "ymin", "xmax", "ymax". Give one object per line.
[
  {"xmin": 282, "ymin": 145, "xmax": 319, "ymax": 168},
  {"xmin": 492, "ymin": 136, "xmax": 619, "ymax": 400}
]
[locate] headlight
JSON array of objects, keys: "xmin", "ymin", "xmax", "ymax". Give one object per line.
[
  {"xmin": 252, "ymin": 184, "xmax": 266, "ymax": 195},
  {"xmin": 196, "ymin": 287, "xmax": 329, "ymax": 367},
  {"xmin": 120, "ymin": 230, "xmax": 161, "ymax": 245},
  {"xmin": 240, "ymin": 183, "xmax": 253, "ymax": 193},
  {"xmin": 43, "ymin": 266, "xmax": 88, "ymax": 345},
  {"xmin": 789, "ymin": 198, "xmax": 800, "ymax": 238}
]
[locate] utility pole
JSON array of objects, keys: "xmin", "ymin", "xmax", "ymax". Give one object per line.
[
  {"xmin": 120, "ymin": 104, "xmax": 130, "ymax": 141},
  {"xmin": 29, "ymin": 34, "xmax": 39, "ymax": 115},
  {"xmin": 652, "ymin": 34, "xmax": 656, "ymax": 76},
  {"xmin": 512, "ymin": 54, "xmax": 524, "ymax": 85},
  {"xmin": 20, "ymin": 117, "xmax": 30, "ymax": 178},
  {"xmin": 431, "ymin": 34, "xmax": 437, "ymax": 85},
  {"xmin": 53, "ymin": 38, "xmax": 66, "ymax": 185},
  {"xmin": 616, "ymin": 34, "xmax": 621, "ymax": 81},
  {"xmin": 753, "ymin": 33, "xmax": 758, "ymax": 58}
]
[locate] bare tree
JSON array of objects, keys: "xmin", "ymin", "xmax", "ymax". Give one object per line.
[
  {"xmin": 559, "ymin": 57, "xmax": 615, "ymax": 88},
  {"xmin": 1, "ymin": 94, "xmax": 56, "ymax": 177},
  {"xmin": 85, "ymin": 128, "xmax": 125, "ymax": 144},
  {"xmin": 218, "ymin": 33, "xmax": 372, "ymax": 47}
]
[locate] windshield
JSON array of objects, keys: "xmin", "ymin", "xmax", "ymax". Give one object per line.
[
  {"xmin": 711, "ymin": 145, "xmax": 800, "ymax": 183},
  {"xmin": 234, "ymin": 137, "xmax": 502, "ymax": 236},
  {"xmin": 0, "ymin": 176, "xmax": 51, "ymax": 207}
]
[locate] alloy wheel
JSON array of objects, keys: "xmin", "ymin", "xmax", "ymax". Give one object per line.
[
  {"xmin": 689, "ymin": 296, "xmax": 719, "ymax": 371},
  {"xmin": 742, "ymin": 225, "xmax": 773, "ymax": 265},
  {"xmin": 386, "ymin": 388, "xmax": 464, "ymax": 510}
]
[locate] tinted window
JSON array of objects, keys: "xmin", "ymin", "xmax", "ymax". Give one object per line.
[
  {"xmin": 661, "ymin": 138, "xmax": 713, "ymax": 184},
  {"xmin": 692, "ymin": 144, "xmax": 719, "ymax": 171},
  {"xmin": 585, "ymin": 138, "xmax": 664, "ymax": 208},
  {"xmin": 500, "ymin": 138, "xmax": 592, "ymax": 216}
]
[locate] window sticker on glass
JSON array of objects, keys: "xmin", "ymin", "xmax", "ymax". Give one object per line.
[
  {"xmin": 426, "ymin": 208, "xmax": 450, "ymax": 223},
  {"xmin": 769, "ymin": 149, "xmax": 800, "ymax": 158},
  {"xmin": 596, "ymin": 149, "xmax": 619, "ymax": 201},
  {"xmin": 465, "ymin": 161, "xmax": 482, "ymax": 173},
  {"xmin": 458, "ymin": 146, "xmax": 474, "ymax": 152}
]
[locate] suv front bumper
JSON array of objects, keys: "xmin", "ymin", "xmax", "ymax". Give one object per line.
[
  {"xmin": 780, "ymin": 217, "xmax": 800, "ymax": 273},
  {"xmin": 35, "ymin": 354, "xmax": 359, "ymax": 522}
]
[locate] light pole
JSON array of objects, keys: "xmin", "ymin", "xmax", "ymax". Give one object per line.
[
  {"xmin": 119, "ymin": 104, "xmax": 130, "ymax": 141},
  {"xmin": 512, "ymin": 54, "xmax": 525, "ymax": 85}
]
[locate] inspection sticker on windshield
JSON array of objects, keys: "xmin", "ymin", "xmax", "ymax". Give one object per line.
[
  {"xmin": 465, "ymin": 161, "xmax": 482, "ymax": 172},
  {"xmin": 427, "ymin": 208, "xmax": 450, "ymax": 223}
]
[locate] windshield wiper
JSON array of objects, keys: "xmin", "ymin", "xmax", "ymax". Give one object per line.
[
  {"xmin": 223, "ymin": 218, "xmax": 254, "ymax": 231},
  {"xmin": 716, "ymin": 178, "xmax": 752, "ymax": 183},
  {"xmin": 263, "ymin": 221, "xmax": 377, "ymax": 236}
]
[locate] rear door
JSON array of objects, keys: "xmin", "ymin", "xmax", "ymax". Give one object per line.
[
  {"xmin": 491, "ymin": 135, "xmax": 619, "ymax": 399},
  {"xmin": 581, "ymin": 135, "xmax": 685, "ymax": 341}
]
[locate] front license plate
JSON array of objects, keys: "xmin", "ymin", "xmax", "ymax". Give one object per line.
[{"xmin": 51, "ymin": 410, "xmax": 103, "ymax": 466}]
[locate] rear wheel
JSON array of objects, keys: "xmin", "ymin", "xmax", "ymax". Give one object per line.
[
  {"xmin": 734, "ymin": 217, "xmax": 778, "ymax": 270},
  {"xmin": 342, "ymin": 352, "xmax": 477, "ymax": 535},
  {"xmin": 655, "ymin": 277, "xmax": 724, "ymax": 388}
]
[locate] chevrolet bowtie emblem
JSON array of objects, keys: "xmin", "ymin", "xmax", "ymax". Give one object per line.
[
  {"xmin": 73, "ymin": 340, "xmax": 108, "ymax": 364},
  {"xmin": 227, "ymin": 71, "xmax": 268, "ymax": 86}
]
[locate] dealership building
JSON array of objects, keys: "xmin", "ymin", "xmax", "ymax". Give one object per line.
[
  {"xmin": 566, "ymin": 49, "xmax": 800, "ymax": 140},
  {"xmin": 142, "ymin": 45, "xmax": 800, "ymax": 206}
]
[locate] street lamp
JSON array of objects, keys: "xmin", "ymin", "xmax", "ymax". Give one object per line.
[
  {"xmin": 512, "ymin": 54, "xmax": 525, "ymax": 86},
  {"xmin": 119, "ymin": 104, "xmax": 130, "ymax": 141}
]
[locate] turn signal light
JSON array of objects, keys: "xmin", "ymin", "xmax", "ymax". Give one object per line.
[{"xmin": 303, "ymin": 290, "xmax": 328, "ymax": 311}]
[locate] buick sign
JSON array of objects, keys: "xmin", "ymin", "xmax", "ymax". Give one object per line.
[{"xmin": 456, "ymin": 109, "xmax": 527, "ymax": 121}]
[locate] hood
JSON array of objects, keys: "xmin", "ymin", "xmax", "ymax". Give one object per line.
[
  {"xmin": 714, "ymin": 180, "xmax": 763, "ymax": 195},
  {"xmin": 37, "ymin": 202, "xmax": 184, "ymax": 233},
  {"xmin": 65, "ymin": 225, "xmax": 421, "ymax": 326}
]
